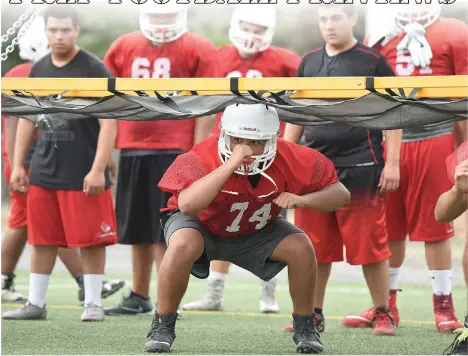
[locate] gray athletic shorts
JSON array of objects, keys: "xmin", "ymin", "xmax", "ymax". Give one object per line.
[{"xmin": 159, "ymin": 209, "xmax": 304, "ymax": 281}]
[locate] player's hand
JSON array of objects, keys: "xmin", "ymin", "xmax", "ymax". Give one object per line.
[
  {"xmin": 10, "ymin": 167, "xmax": 28, "ymax": 194},
  {"xmin": 397, "ymin": 23, "xmax": 433, "ymax": 68},
  {"xmin": 379, "ymin": 162, "xmax": 400, "ymax": 193},
  {"xmin": 83, "ymin": 169, "xmax": 106, "ymax": 196},
  {"xmin": 273, "ymin": 192, "xmax": 301, "ymax": 209},
  {"xmin": 108, "ymin": 159, "xmax": 116, "ymax": 186},
  {"xmin": 454, "ymin": 159, "xmax": 468, "ymax": 194},
  {"xmin": 228, "ymin": 144, "xmax": 254, "ymax": 169}
]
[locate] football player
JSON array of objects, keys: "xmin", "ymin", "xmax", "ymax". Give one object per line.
[
  {"xmin": 181, "ymin": 4, "xmax": 301, "ymax": 315},
  {"xmin": 144, "ymin": 103, "xmax": 351, "ymax": 354},
  {"xmin": 341, "ymin": 2, "xmax": 467, "ymax": 333},
  {"xmin": 102, "ymin": 2, "xmax": 220, "ymax": 316},
  {"xmin": 3, "ymin": 5, "xmax": 118, "ymax": 322},
  {"xmin": 1, "ymin": 16, "xmax": 124, "ymax": 305},
  {"xmin": 435, "ymin": 140, "xmax": 468, "ymax": 355},
  {"xmin": 283, "ymin": 4, "xmax": 401, "ymax": 336}
]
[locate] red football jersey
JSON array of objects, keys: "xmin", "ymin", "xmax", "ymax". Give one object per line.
[
  {"xmin": 374, "ymin": 18, "xmax": 468, "ymax": 76},
  {"xmin": 446, "ymin": 140, "xmax": 468, "ymax": 186},
  {"xmin": 2, "ymin": 62, "xmax": 33, "ymax": 162},
  {"xmin": 103, "ymin": 31, "xmax": 220, "ymax": 152},
  {"xmin": 210, "ymin": 45, "xmax": 302, "ymax": 137},
  {"xmin": 158, "ymin": 136, "xmax": 338, "ymax": 238}
]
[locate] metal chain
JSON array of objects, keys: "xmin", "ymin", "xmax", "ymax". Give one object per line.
[{"xmin": 1, "ymin": 5, "xmax": 45, "ymax": 62}]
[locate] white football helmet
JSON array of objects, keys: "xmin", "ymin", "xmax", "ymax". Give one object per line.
[
  {"xmin": 139, "ymin": 3, "xmax": 188, "ymax": 44},
  {"xmin": 229, "ymin": 4, "xmax": 276, "ymax": 55},
  {"xmin": 395, "ymin": 2, "xmax": 441, "ymax": 29},
  {"xmin": 218, "ymin": 104, "xmax": 280, "ymax": 177},
  {"xmin": 18, "ymin": 16, "xmax": 49, "ymax": 62}
]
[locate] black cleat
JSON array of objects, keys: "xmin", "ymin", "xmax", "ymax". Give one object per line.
[
  {"xmin": 145, "ymin": 313, "xmax": 178, "ymax": 353},
  {"xmin": 292, "ymin": 313, "xmax": 324, "ymax": 354},
  {"xmin": 104, "ymin": 290, "xmax": 153, "ymax": 316},
  {"xmin": 443, "ymin": 317, "xmax": 468, "ymax": 355}
]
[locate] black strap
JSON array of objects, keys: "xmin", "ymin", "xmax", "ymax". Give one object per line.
[
  {"xmin": 365, "ymin": 77, "xmax": 375, "ymax": 91},
  {"xmin": 230, "ymin": 77, "xmax": 241, "ymax": 96},
  {"xmin": 107, "ymin": 77, "xmax": 116, "ymax": 92}
]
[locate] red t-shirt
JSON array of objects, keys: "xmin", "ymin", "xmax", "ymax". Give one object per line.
[
  {"xmin": 2, "ymin": 62, "xmax": 33, "ymax": 164},
  {"xmin": 158, "ymin": 136, "xmax": 338, "ymax": 238},
  {"xmin": 210, "ymin": 45, "xmax": 302, "ymax": 137},
  {"xmin": 103, "ymin": 31, "xmax": 220, "ymax": 152}
]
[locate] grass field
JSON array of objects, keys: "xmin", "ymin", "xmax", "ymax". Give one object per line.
[{"xmin": 1, "ymin": 270, "xmax": 466, "ymax": 355}]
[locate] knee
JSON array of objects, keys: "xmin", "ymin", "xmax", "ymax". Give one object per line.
[
  {"xmin": 283, "ymin": 233, "xmax": 317, "ymax": 266},
  {"xmin": 168, "ymin": 228, "xmax": 204, "ymax": 261}
]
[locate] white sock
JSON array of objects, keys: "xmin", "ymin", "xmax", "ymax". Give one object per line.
[
  {"xmin": 28, "ymin": 273, "xmax": 50, "ymax": 308},
  {"xmin": 389, "ymin": 267, "xmax": 401, "ymax": 290},
  {"xmin": 84, "ymin": 274, "xmax": 104, "ymax": 307},
  {"xmin": 208, "ymin": 270, "xmax": 228, "ymax": 282},
  {"xmin": 430, "ymin": 270, "xmax": 452, "ymax": 295}
]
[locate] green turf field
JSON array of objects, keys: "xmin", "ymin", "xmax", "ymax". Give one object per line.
[{"xmin": 1, "ymin": 271, "xmax": 465, "ymax": 355}]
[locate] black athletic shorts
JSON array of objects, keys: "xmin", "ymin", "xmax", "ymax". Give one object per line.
[
  {"xmin": 116, "ymin": 150, "xmax": 183, "ymax": 245},
  {"xmin": 160, "ymin": 209, "xmax": 304, "ymax": 281}
]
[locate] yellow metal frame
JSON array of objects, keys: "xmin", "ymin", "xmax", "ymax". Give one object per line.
[{"xmin": 2, "ymin": 76, "xmax": 468, "ymax": 99}]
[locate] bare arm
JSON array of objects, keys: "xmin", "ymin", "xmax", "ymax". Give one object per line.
[
  {"xmin": 92, "ymin": 119, "xmax": 117, "ymax": 174},
  {"xmin": 384, "ymin": 129, "xmax": 402, "ymax": 165},
  {"xmin": 178, "ymin": 144, "xmax": 251, "ymax": 216},
  {"xmin": 193, "ymin": 115, "xmax": 215, "ymax": 145},
  {"xmin": 453, "ymin": 120, "xmax": 467, "ymax": 148},
  {"xmin": 283, "ymin": 123, "xmax": 304, "ymax": 144},
  {"xmin": 295, "ymin": 182, "xmax": 351, "ymax": 212},
  {"xmin": 13, "ymin": 119, "xmax": 36, "ymax": 170},
  {"xmin": 435, "ymin": 186, "xmax": 468, "ymax": 222},
  {"xmin": 5, "ymin": 116, "xmax": 20, "ymax": 166}
]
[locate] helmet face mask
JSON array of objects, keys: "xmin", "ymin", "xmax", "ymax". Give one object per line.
[
  {"xmin": 139, "ymin": 5, "xmax": 188, "ymax": 44},
  {"xmin": 394, "ymin": 3, "xmax": 441, "ymax": 29},
  {"xmin": 217, "ymin": 104, "xmax": 280, "ymax": 176},
  {"xmin": 229, "ymin": 5, "xmax": 276, "ymax": 55}
]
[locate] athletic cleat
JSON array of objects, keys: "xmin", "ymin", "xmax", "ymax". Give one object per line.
[
  {"xmin": 1, "ymin": 274, "xmax": 27, "ymax": 304},
  {"xmin": 340, "ymin": 289, "xmax": 401, "ymax": 328},
  {"xmin": 78, "ymin": 279, "xmax": 126, "ymax": 302},
  {"xmin": 444, "ymin": 327, "xmax": 468, "ymax": 355},
  {"xmin": 292, "ymin": 313, "xmax": 324, "ymax": 354},
  {"xmin": 150, "ymin": 307, "xmax": 183, "ymax": 320},
  {"xmin": 2, "ymin": 300, "xmax": 47, "ymax": 320},
  {"xmin": 81, "ymin": 303, "xmax": 105, "ymax": 322},
  {"xmin": 283, "ymin": 313, "xmax": 325, "ymax": 333},
  {"xmin": 104, "ymin": 290, "xmax": 153, "ymax": 316},
  {"xmin": 260, "ymin": 278, "xmax": 279, "ymax": 313},
  {"xmin": 372, "ymin": 308, "xmax": 396, "ymax": 336},
  {"xmin": 434, "ymin": 294, "xmax": 464, "ymax": 333},
  {"xmin": 145, "ymin": 313, "xmax": 177, "ymax": 353},
  {"xmin": 181, "ymin": 277, "xmax": 224, "ymax": 311}
]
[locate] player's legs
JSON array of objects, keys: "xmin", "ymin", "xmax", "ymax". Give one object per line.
[
  {"xmin": 2, "ymin": 186, "xmax": 66, "ymax": 320},
  {"xmin": 282, "ymin": 206, "xmax": 343, "ymax": 333},
  {"xmin": 404, "ymin": 135, "xmax": 461, "ymax": 332},
  {"xmin": 58, "ymin": 188, "xmax": 117, "ymax": 321},
  {"xmin": 106, "ymin": 153, "xmax": 178, "ymax": 316},
  {"xmin": 334, "ymin": 166, "xmax": 395, "ymax": 335},
  {"xmin": 1, "ymin": 162, "xmax": 28, "ymax": 303},
  {"xmin": 181, "ymin": 259, "xmax": 229, "ymax": 311},
  {"xmin": 145, "ymin": 210, "xmax": 208, "ymax": 353}
]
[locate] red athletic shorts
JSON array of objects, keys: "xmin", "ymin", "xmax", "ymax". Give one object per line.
[
  {"xmin": 295, "ymin": 194, "xmax": 391, "ymax": 266},
  {"xmin": 27, "ymin": 185, "xmax": 118, "ymax": 248},
  {"xmin": 3, "ymin": 159, "xmax": 28, "ymax": 229},
  {"xmin": 384, "ymin": 134, "xmax": 455, "ymax": 242}
]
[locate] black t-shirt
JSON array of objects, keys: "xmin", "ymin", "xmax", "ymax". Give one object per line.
[
  {"xmin": 28, "ymin": 49, "xmax": 113, "ymax": 190},
  {"xmin": 298, "ymin": 42, "xmax": 395, "ymax": 167}
]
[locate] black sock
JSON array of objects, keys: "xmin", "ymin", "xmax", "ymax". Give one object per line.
[
  {"xmin": 74, "ymin": 274, "xmax": 84, "ymax": 287},
  {"xmin": 314, "ymin": 308, "xmax": 323, "ymax": 315},
  {"xmin": 376, "ymin": 306, "xmax": 389, "ymax": 313}
]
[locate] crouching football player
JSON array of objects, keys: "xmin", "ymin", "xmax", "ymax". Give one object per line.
[{"xmin": 144, "ymin": 104, "xmax": 351, "ymax": 354}]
